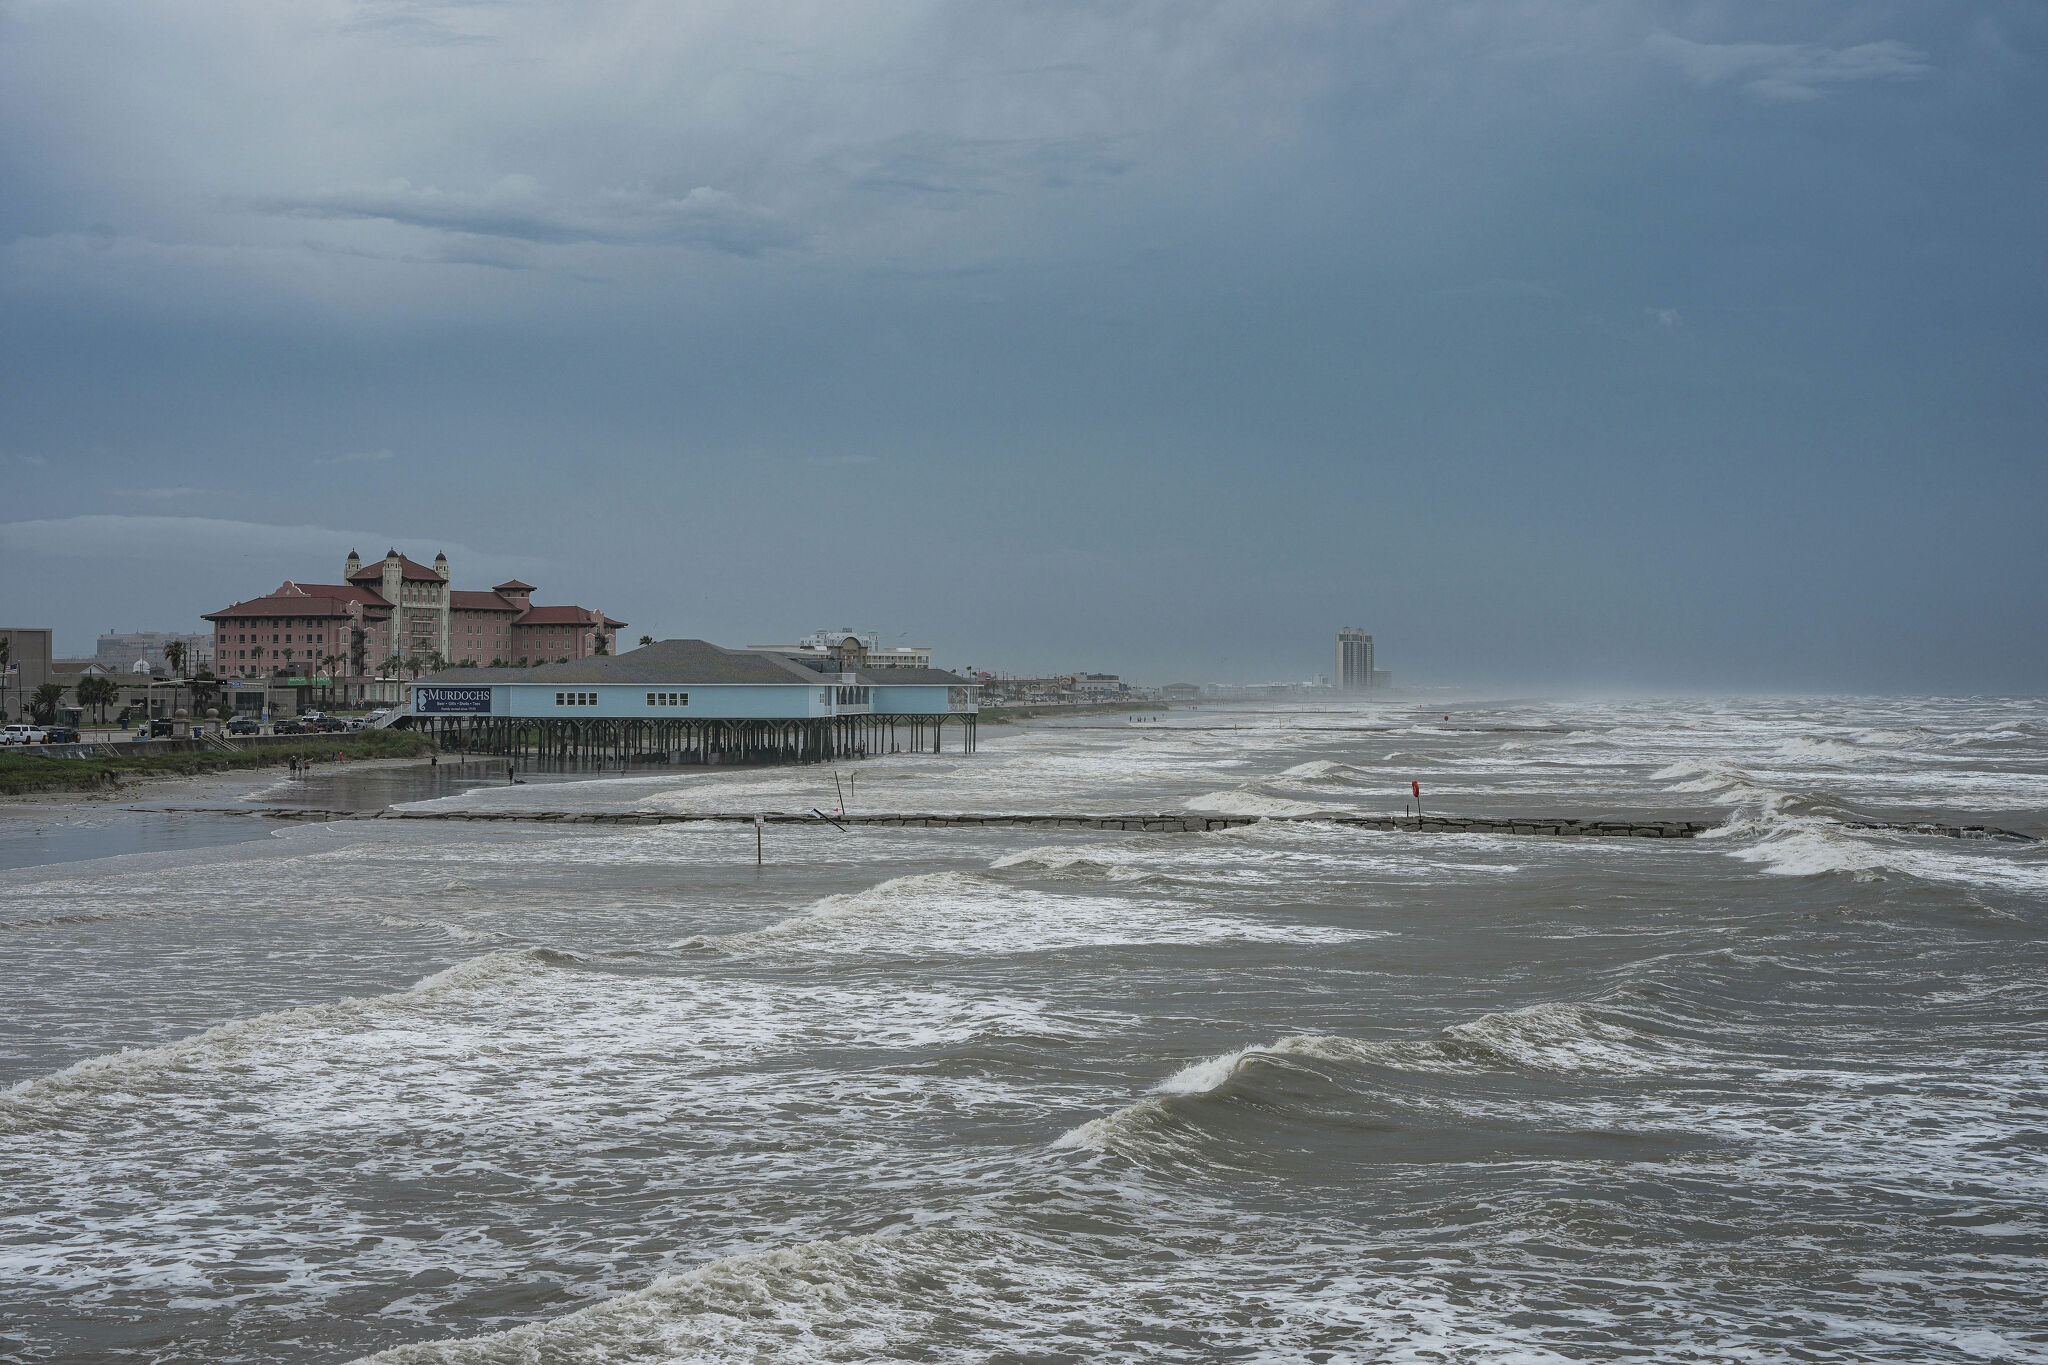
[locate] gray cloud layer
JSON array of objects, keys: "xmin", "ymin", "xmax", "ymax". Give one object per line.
[
  {"xmin": 2, "ymin": 2, "xmax": 2043, "ymax": 688},
  {"xmin": 253, "ymin": 179, "xmax": 801, "ymax": 254}
]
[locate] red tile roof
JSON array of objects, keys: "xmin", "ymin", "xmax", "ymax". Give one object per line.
[
  {"xmin": 451, "ymin": 591, "xmax": 521, "ymax": 612},
  {"xmin": 204, "ymin": 581, "xmax": 392, "ymax": 621},
  {"xmin": 493, "ymin": 579, "xmax": 536, "ymax": 592},
  {"xmin": 350, "ymin": 555, "xmax": 445, "ymax": 584},
  {"xmin": 513, "ymin": 607, "xmax": 627, "ymax": 628},
  {"xmin": 515, "ymin": 605, "xmax": 604, "ymax": 625},
  {"xmin": 294, "ymin": 582, "xmax": 392, "ymax": 607}
]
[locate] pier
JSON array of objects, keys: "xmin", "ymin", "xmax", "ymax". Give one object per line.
[{"xmin": 410, "ymin": 713, "xmax": 975, "ymax": 766}]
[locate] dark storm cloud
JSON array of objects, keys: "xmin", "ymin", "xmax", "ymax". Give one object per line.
[{"xmin": 1, "ymin": 1, "xmax": 2043, "ymax": 688}]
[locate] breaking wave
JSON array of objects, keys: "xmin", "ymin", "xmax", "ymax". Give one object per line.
[
  {"xmin": 1653, "ymin": 759, "xmax": 1793, "ymax": 811},
  {"xmin": 1273, "ymin": 759, "xmax": 1379, "ymax": 786},
  {"xmin": 345, "ymin": 1230, "xmax": 945, "ymax": 1364},
  {"xmin": 1183, "ymin": 788, "xmax": 1330, "ymax": 818},
  {"xmin": 0, "ymin": 948, "xmax": 578, "ymax": 1130},
  {"xmin": 1055, "ymin": 1002, "xmax": 1687, "ymax": 1158},
  {"xmin": 714, "ymin": 870, "xmax": 1367, "ymax": 959},
  {"xmin": 988, "ymin": 845, "xmax": 1172, "ymax": 884},
  {"xmin": 1773, "ymin": 736, "xmax": 1870, "ymax": 763}
]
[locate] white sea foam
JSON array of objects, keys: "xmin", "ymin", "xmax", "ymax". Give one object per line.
[
  {"xmin": 1653, "ymin": 759, "xmax": 1791, "ymax": 809},
  {"xmin": 1774, "ymin": 736, "xmax": 1869, "ymax": 763},
  {"xmin": 1056, "ymin": 1005, "xmax": 1688, "ymax": 1156},
  {"xmin": 717, "ymin": 869, "xmax": 1370, "ymax": 958},
  {"xmin": 0, "ymin": 948, "xmax": 570, "ymax": 1124},
  {"xmin": 1729, "ymin": 828, "xmax": 2048, "ymax": 890},
  {"xmin": 1183, "ymin": 789, "xmax": 1330, "ymax": 817},
  {"xmin": 988, "ymin": 845, "xmax": 1171, "ymax": 884}
]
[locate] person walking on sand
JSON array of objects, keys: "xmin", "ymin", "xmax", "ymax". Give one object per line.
[{"xmin": 507, "ymin": 761, "xmax": 515, "ymax": 785}]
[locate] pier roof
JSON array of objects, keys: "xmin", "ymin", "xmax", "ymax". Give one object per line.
[
  {"xmin": 422, "ymin": 639, "xmax": 826, "ymax": 687},
  {"xmin": 746, "ymin": 651, "xmax": 971, "ymax": 687},
  {"xmin": 853, "ymin": 666, "xmax": 972, "ymax": 686}
]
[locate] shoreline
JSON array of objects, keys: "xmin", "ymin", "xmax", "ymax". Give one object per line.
[
  {"xmin": 0, "ymin": 754, "xmax": 457, "ymax": 809},
  {"xmin": 0, "ymin": 730, "xmax": 437, "ymax": 803}
]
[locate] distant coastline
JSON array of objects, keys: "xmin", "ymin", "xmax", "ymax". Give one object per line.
[{"xmin": 978, "ymin": 700, "xmax": 1164, "ymax": 725}]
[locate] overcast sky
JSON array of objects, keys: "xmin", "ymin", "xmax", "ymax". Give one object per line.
[{"xmin": 2, "ymin": 1, "xmax": 2042, "ymax": 689}]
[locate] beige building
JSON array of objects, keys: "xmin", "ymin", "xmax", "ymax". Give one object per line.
[{"xmin": 2, "ymin": 626, "xmax": 55, "ymax": 724}]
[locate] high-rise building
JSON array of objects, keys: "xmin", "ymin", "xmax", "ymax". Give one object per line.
[{"xmin": 1336, "ymin": 628, "xmax": 1375, "ymax": 692}]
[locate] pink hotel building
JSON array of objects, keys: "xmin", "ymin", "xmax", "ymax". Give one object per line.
[{"xmin": 204, "ymin": 549, "xmax": 625, "ymax": 686}]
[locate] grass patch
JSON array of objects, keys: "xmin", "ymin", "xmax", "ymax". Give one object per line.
[{"xmin": 0, "ymin": 729, "xmax": 436, "ymax": 796}]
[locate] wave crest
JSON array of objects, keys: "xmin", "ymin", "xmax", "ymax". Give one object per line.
[
  {"xmin": 1055, "ymin": 1004, "xmax": 1686, "ymax": 1158},
  {"xmin": 0, "ymin": 948, "xmax": 574, "ymax": 1129},
  {"xmin": 1184, "ymin": 789, "xmax": 1330, "ymax": 818}
]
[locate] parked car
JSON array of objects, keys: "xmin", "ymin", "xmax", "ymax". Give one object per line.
[
  {"xmin": 2, "ymin": 724, "xmax": 49, "ymax": 745},
  {"xmin": 301, "ymin": 711, "xmax": 327, "ymax": 723},
  {"xmin": 42, "ymin": 725, "xmax": 81, "ymax": 744},
  {"xmin": 226, "ymin": 717, "xmax": 263, "ymax": 735},
  {"xmin": 273, "ymin": 719, "xmax": 314, "ymax": 735},
  {"xmin": 363, "ymin": 709, "xmax": 391, "ymax": 724}
]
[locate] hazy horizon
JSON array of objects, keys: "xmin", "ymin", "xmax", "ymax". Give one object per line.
[{"xmin": 4, "ymin": 2, "xmax": 2044, "ymax": 691}]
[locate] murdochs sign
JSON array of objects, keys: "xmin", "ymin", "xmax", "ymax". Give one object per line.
[{"xmin": 415, "ymin": 686, "xmax": 493, "ymax": 714}]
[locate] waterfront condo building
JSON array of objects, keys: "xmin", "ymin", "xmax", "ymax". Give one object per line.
[
  {"xmin": 204, "ymin": 550, "xmax": 624, "ymax": 696},
  {"xmin": 1337, "ymin": 628, "xmax": 1375, "ymax": 691}
]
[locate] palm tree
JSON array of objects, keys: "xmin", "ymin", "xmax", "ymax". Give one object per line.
[
  {"xmin": 164, "ymin": 640, "xmax": 187, "ymax": 678},
  {"xmin": 29, "ymin": 682, "xmax": 65, "ymax": 725},
  {"xmin": 639, "ymin": 635, "xmax": 653, "ymax": 647},
  {"xmin": 76, "ymin": 674, "xmax": 118, "ymax": 724},
  {"xmin": 250, "ymin": 643, "xmax": 265, "ymax": 676}
]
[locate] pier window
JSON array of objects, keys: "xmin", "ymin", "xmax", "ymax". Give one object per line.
[{"xmin": 644, "ymin": 692, "xmax": 690, "ymax": 707}]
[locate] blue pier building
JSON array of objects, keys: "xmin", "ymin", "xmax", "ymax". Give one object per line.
[{"xmin": 405, "ymin": 638, "xmax": 976, "ymax": 765}]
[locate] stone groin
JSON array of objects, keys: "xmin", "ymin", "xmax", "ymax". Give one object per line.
[
  {"xmin": 196, "ymin": 807, "xmax": 1714, "ymax": 837},
  {"xmin": 1840, "ymin": 820, "xmax": 2036, "ymax": 842}
]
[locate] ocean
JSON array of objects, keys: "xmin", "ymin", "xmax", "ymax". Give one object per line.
[{"xmin": 3, "ymin": 696, "xmax": 2045, "ymax": 1363}]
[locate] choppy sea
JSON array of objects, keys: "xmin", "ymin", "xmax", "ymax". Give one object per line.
[{"xmin": 3, "ymin": 696, "xmax": 2045, "ymax": 1363}]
